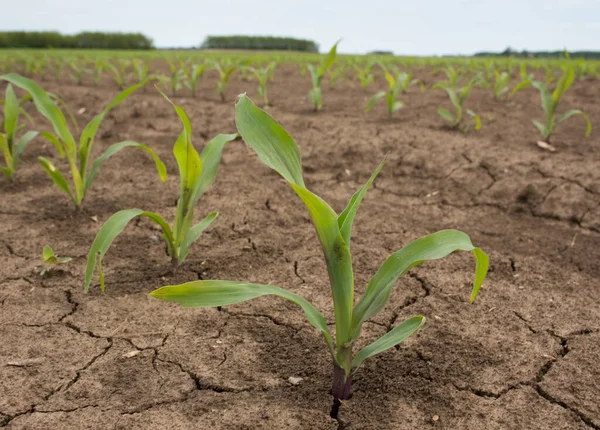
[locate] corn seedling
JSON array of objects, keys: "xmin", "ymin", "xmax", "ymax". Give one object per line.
[
  {"xmin": 531, "ymin": 67, "xmax": 592, "ymax": 143},
  {"xmin": 133, "ymin": 59, "xmax": 151, "ymax": 86},
  {"xmin": 395, "ymin": 71, "xmax": 424, "ymax": 94},
  {"xmin": 365, "ymin": 71, "xmax": 405, "ymax": 118},
  {"xmin": 150, "ymin": 95, "xmax": 489, "ymax": 410},
  {"xmin": 166, "ymin": 60, "xmax": 187, "ymax": 96},
  {"xmin": 185, "ymin": 64, "xmax": 207, "ymax": 97},
  {"xmin": 509, "ymin": 63, "xmax": 534, "ymax": 98},
  {"xmin": 328, "ymin": 65, "xmax": 345, "ymax": 89},
  {"xmin": 308, "ymin": 41, "xmax": 340, "ymax": 111},
  {"xmin": 248, "ymin": 63, "xmax": 274, "ymax": 107},
  {"xmin": 93, "ymin": 59, "xmax": 107, "ymax": 86},
  {"xmin": 84, "ymin": 91, "xmax": 238, "ymax": 292},
  {"xmin": 107, "ymin": 60, "xmax": 131, "ymax": 90},
  {"xmin": 0, "ymin": 74, "xmax": 166, "ymax": 208},
  {"xmin": 434, "ymin": 76, "xmax": 481, "ymax": 130},
  {"xmin": 493, "ymin": 71, "xmax": 510, "ymax": 100},
  {"xmin": 354, "ymin": 64, "xmax": 374, "ymax": 90},
  {"xmin": 211, "ymin": 60, "xmax": 237, "ymax": 102},
  {"xmin": 0, "ymin": 85, "xmax": 39, "ymax": 179},
  {"xmin": 40, "ymin": 245, "xmax": 72, "ymax": 277},
  {"xmin": 68, "ymin": 59, "xmax": 87, "ymax": 85}
]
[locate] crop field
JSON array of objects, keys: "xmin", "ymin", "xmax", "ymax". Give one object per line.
[{"xmin": 1, "ymin": 49, "xmax": 599, "ymax": 429}]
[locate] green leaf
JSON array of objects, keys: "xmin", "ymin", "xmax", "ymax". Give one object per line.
[
  {"xmin": 42, "ymin": 245, "xmax": 56, "ymax": 264},
  {"xmin": 84, "ymin": 209, "xmax": 174, "ymax": 293},
  {"xmin": 0, "ymin": 74, "xmax": 76, "ymax": 157},
  {"xmin": 532, "ymin": 81, "xmax": 553, "ymax": 117},
  {"xmin": 318, "ymin": 40, "xmax": 340, "ymax": 77},
  {"xmin": 391, "ymin": 101, "xmax": 404, "ymax": 112},
  {"xmin": 338, "ymin": 157, "xmax": 386, "ymax": 246},
  {"xmin": 365, "ymin": 91, "xmax": 386, "ymax": 112},
  {"xmin": 193, "ymin": 133, "xmax": 238, "ymax": 202},
  {"xmin": 352, "ymin": 230, "xmax": 488, "ymax": 338},
  {"xmin": 39, "ymin": 131, "xmax": 65, "ymax": 158},
  {"xmin": 352, "ymin": 316, "xmax": 425, "ymax": 369},
  {"xmin": 79, "ymin": 82, "xmax": 143, "ymax": 178},
  {"xmin": 509, "ymin": 80, "xmax": 531, "ymax": 98},
  {"xmin": 532, "ymin": 120, "xmax": 548, "ymax": 138},
  {"xmin": 38, "ymin": 157, "xmax": 74, "ymax": 202},
  {"xmin": 179, "ymin": 211, "xmax": 219, "ymax": 263},
  {"xmin": 85, "ymin": 140, "xmax": 167, "ymax": 193},
  {"xmin": 235, "ymin": 94, "xmax": 305, "ymax": 187},
  {"xmin": 4, "ymin": 85, "xmax": 18, "ymax": 140},
  {"xmin": 13, "ymin": 131, "xmax": 39, "ymax": 164},
  {"xmin": 150, "ymin": 280, "xmax": 334, "ymax": 356},
  {"xmin": 438, "ymin": 108, "xmax": 454, "ymax": 123},
  {"xmin": 467, "ymin": 109, "xmax": 481, "ymax": 131}
]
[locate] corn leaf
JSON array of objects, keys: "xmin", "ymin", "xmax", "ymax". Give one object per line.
[
  {"xmin": 438, "ymin": 108, "xmax": 454, "ymax": 123},
  {"xmin": 4, "ymin": 85, "xmax": 18, "ymax": 140},
  {"xmin": 318, "ymin": 40, "xmax": 340, "ymax": 77},
  {"xmin": 351, "ymin": 230, "xmax": 488, "ymax": 338},
  {"xmin": 38, "ymin": 157, "xmax": 73, "ymax": 201},
  {"xmin": 39, "ymin": 131, "xmax": 65, "ymax": 158},
  {"xmin": 13, "ymin": 131, "xmax": 39, "ymax": 162},
  {"xmin": 352, "ymin": 316, "xmax": 425, "ymax": 369},
  {"xmin": 85, "ymin": 140, "xmax": 167, "ymax": 192},
  {"xmin": 193, "ymin": 132, "xmax": 239, "ymax": 202},
  {"xmin": 84, "ymin": 209, "xmax": 174, "ymax": 293},
  {"xmin": 151, "ymin": 280, "xmax": 334, "ymax": 355},
  {"xmin": 79, "ymin": 82, "xmax": 144, "ymax": 177},
  {"xmin": 365, "ymin": 91, "xmax": 386, "ymax": 112},
  {"xmin": 338, "ymin": 157, "xmax": 386, "ymax": 246},
  {"xmin": 179, "ymin": 211, "xmax": 218, "ymax": 263}
]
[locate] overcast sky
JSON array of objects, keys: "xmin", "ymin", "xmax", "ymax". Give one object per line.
[{"xmin": 4, "ymin": 0, "xmax": 599, "ymax": 55}]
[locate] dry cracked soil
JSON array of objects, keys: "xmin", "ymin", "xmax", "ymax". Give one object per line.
[{"xmin": 1, "ymin": 65, "xmax": 599, "ymax": 429}]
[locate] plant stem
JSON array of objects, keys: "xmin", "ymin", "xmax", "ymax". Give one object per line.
[
  {"xmin": 332, "ymin": 363, "xmax": 352, "ymax": 401},
  {"xmin": 170, "ymin": 257, "xmax": 179, "ymax": 274}
]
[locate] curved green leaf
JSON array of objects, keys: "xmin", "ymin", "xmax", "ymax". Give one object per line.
[
  {"xmin": 352, "ymin": 230, "xmax": 488, "ymax": 338},
  {"xmin": 438, "ymin": 108, "xmax": 454, "ymax": 123},
  {"xmin": 318, "ymin": 40, "xmax": 340, "ymax": 77},
  {"xmin": 0, "ymin": 74, "xmax": 76, "ymax": 156},
  {"xmin": 194, "ymin": 132, "xmax": 239, "ymax": 202},
  {"xmin": 365, "ymin": 91, "xmax": 386, "ymax": 112},
  {"xmin": 38, "ymin": 157, "xmax": 73, "ymax": 201},
  {"xmin": 179, "ymin": 211, "xmax": 218, "ymax": 263},
  {"xmin": 4, "ymin": 84, "xmax": 18, "ymax": 140},
  {"xmin": 13, "ymin": 130, "xmax": 39, "ymax": 162},
  {"xmin": 338, "ymin": 157, "xmax": 386, "ymax": 245},
  {"xmin": 84, "ymin": 208, "xmax": 174, "ymax": 293},
  {"xmin": 85, "ymin": 140, "xmax": 167, "ymax": 192},
  {"xmin": 79, "ymin": 82, "xmax": 144, "ymax": 178},
  {"xmin": 39, "ymin": 131, "xmax": 65, "ymax": 158},
  {"xmin": 352, "ymin": 316, "xmax": 425, "ymax": 370},
  {"xmin": 150, "ymin": 280, "xmax": 334, "ymax": 356},
  {"xmin": 235, "ymin": 94, "xmax": 304, "ymax": 187}
]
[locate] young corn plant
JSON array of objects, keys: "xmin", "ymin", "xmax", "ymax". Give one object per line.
[
  {"xmin": 211, "ymin": 60, "xmax": 237, "ymax": 102},
  {"xmin": 434, "ymin": 77, "xmax": 481, "ymax": 130},
  {"xmin": 354, "ymin": 64, "xmax": 374, "ymax": 90},
  {"xmin": 150, "ymin": 95, "xmax": 489, "ymax": 410},
  {"xmin": 0, "ymin": 74, "xmax": 166, "ymax": 208},
  {"xmin": 509, "ymin": 63, "xmax": 534, "ymax": 98},
  {"xmin": 40, "ymin": 245, "xmax": 72, "ymax": 277},
  {"xmin": 532, "ymin": 67, "xmax": 591, "ymax": 144},
  {"xmin": 185, "ymin": 64, "xmax": 207, "ymax": 97},
  {"xmin": 107, "ymin": 60, "xmax": 132, "ymax": 90},
  {"xmin": 0, "ymin": 85, "xmax": 39, "ymax": 179},
  {"xmin": 328, "ymin": 65, "xmax": 345, "ymax": 89},
  {"xmin": 133, "ymin": 59, "xmax": 151, "ymax": 86},
  {"xmin": 68, "ymin": 59, "xmax": 87, "ymax": 85},
  {"xmin": 84, "ymin": 92, "xmax": 238, "ymax": 292},
  {"xmin": 92, "ymin": 59, "xmax": 107, "ymax": 86},
  {"xmin": 308, "ymin": 41, "xmax": 340, "ymax": 111},
  {"xmin": 493, "ymin": 71, "xmax": 510, "ymax": 100},
  {"xmin": 166, "ymin": 60, "xmax": 187, "ymax": 96},
  {"xmin": 248, "ymin": 63, "xmax": 274, "ymax": 107},
  {"xmin": 365, "ymin": 71, "xmax": 405, "ymax": 118}
]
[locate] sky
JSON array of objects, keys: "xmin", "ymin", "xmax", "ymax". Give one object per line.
[{"xmin": 4, "ymin": 0, "xmax": 600, "ymax": 55}]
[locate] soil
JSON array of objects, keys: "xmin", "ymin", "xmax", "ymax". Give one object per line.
[{"xmin": 1, "ymin": 64, "xmax": 599, "ymax": 429}]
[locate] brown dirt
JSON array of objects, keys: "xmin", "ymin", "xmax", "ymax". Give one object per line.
[{"xmin": 1, "ymin": 64, "xmax": 599, "ymax": 429}]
